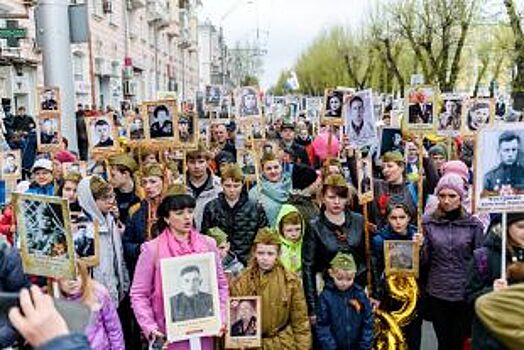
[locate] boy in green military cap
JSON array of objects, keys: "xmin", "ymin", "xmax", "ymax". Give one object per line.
[
  {"xmin": 207, "ymin": 226, "xmax": 244, "ymax": 279},
  {"xmin": 316, "ymin": 252, "xmax": 374, "ymax": 349},
  {"xmin": 108, "ymin": 153, "xmax": 140, "ymax": 223}
]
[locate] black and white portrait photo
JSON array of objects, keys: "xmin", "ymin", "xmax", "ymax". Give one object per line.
[
  {"xmin": 128, "ymin": 115, "xmax": 146, "ymax": 140},
  {"xmin": 62, "ymin": 161, "xmax": 87, "ymax": 178},
  {"xmin": 88, "ymin": 116, "xmax": 116, "ymax": 150},
  {"xmin": 14, "ymin": 194, "xmax": 75, "ymax": 279},
  {"xmin": 147, "ymin": 102, "xmax": 176, "ymax": 139},
  {"xmin": 356, "ymin": 151, "xmax": 373, "ymax": 204},
  {"xmin": 1, "ymin": 150, "xmax": 21, "ymax": 179},
  {"xmin": 177, "ymin": 113, "xmax": 196, "ymax": 146},
  {"xmin": 407, "ymin": 87, "xmax": 435, "ymax": 131},
  {"xmin": 161, "ymin": 253, "xmax": 221, "ymax": 342},
  {"xmin": 475, "ymin": 127, "xmax": 524, "ymax": 212},
  {"xmin": 323, "ymin": 89, "xmax": 344, "ymax": 118},
  {"xmin": 37, "ymin": 115, "xmax": 61, "ymax": 150},
  {"xmin": 384, "ymin": 240, "xmax": 418, "ymax": 276},
  {"xmin": 71, "ymin": 213, "xmax": 98, "ymax": 265},
  {"xmin": 465, "ymin": 99, "xmax": 492, "ymax": 134},
  {"xmin": 345, "ymin": 89, "xmax": 377, "ymax": 148},
  {"xmin": 39, "ymin": 87, "xmax": 60, "ymax": 112},
  {"xmin": 226, "ymin": 296, "xmax": 261, "ymax": 349},
  {"xmin": 238, "ymin": 150, "xmax": 257, "ymax": 178},
  {"xmin": 205, "ymin": 85, "xmax": 222, "ymax": 107},
  {"xmin": 237, "ymin": 87, "xmax": 260, "ymax": 118},
  {"xmin": 380, "ymin": 128, "xmax": 403, "ymax": 156},
  {"xmin": 438, "ymin": 95, "xmax": 463, "ymax": 134}
]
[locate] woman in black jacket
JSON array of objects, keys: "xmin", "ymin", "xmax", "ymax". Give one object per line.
[
  {"xmin": 301, "ymin": 174, "xmax": 365, "ymax": 323},
  {"xmin": 466, "ymin": 213, "xmax": 524, "ymax": 350}
]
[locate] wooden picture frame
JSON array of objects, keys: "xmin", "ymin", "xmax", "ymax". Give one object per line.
[
  {"xmin": 36, "ymin": 112, "xmax": 62, "ymax": 152},
  {"xmin": 127, "ymin": 112, "xmax": 147, "ymax": 142},
  {"xmin": 235, "ymin": 86, "xmax": 261, "ymax": 119},
  {"xmin": 405, "ymin": 85, "xmax": 437, "ymax": 132},
  {"xmin": 462, "ymin": 97, "xmax": 494, "ymax": 136},
  {"xmin": 237, "ymin": 149, "xmax": 258, "ymax": 182},
  {"xmin": 143, "ymin": 99, "xmax": 178, "ymax": 143},
  {"xmin": 321, "ymin": 88, "xmax": 345, "ymax": 126},
  {"xmin": 176, "ymin": 112, "xmax": 198, "ymax": 149},
  {"xmin": 356, "ymin": 150, "xmax": 374, "ymax": 204},
  {"xmin": 62, "ymin": 161, "xmax": 88, "ymax": 178},
  {"xmin": 160, "ymin": 252, "xmax": 221, "ymax": 343},
  {"xmin": 13, "ymin": 193, "xmax": 75, "ymax": 279},
  {"xmin": 161, "ymin": 148, "xmax": 186, "ymax": 185},
  {"xmin": 379, "ymin": 127, "xmax": 403, "ymax": 157},
  {"xmin": 70, "ymin": 212, "xmax": 100, "ymax": 267},
  {"xmin": 345, "ymin": 89, "xmax": 377, "ymax": 148},
  {"xmin": 384, "ymin": 240, "xmax": 419, "ymax": 277},
  {"xmin": 225, "ymin": 296, "xmax": 262, "ymax": 349},
  {"xmin": 437, "ymin": 93, "xmax": 464, "ymax": 136},
  {"xmin": 38, "ymin": 86, "xmax": 60, "ymax": 112},
  {"xmin": 205, "ymin": 85, "xmax": 222, "ymax": 109},
  {"xmin": 86, "ymin": 114, "xmax": 119, "ymax": 154},
  {"xmin": 1, "ymin": 150, "xmax": 21, "ymax": 180}
]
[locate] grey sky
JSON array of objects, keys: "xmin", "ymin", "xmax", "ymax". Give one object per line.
[{"xmin": 200, "ymin": 0, "xmax": 371, "ymax": 89}]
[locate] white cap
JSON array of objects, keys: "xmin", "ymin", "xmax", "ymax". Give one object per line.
[{"xmin": 31, "ymin": 159, "xmax": 53, "ymax": 172}]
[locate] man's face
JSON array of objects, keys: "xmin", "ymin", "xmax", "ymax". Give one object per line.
[
  {"xmin": 244, "ymin": 93, "xmax": 256, "ymax": 110},
  {"xmin": 178, "ymin": 121, "xmax": 189, "ymax": 134},
  {"xmin": 45, "ymin": 90, "xmax": 53, "ymax": 100},
  {"xmin": 237, "ymin": 301, "xmax": 253, "ymax": 321},
  {"xmin": 281, "ymin": 128, "xmax": 294, "ymax": 143},
  {"xmin": 109, "ymin": 167, "xmax": 128, "ymax": 189},
  {"xmin": 350, "ymin": 99, "xmax": 364, "ymax": 124},
  {"xmin": 157, "ymin": 110, "xmax": 168, "ymax": 123},
  {"xmin": 472, "ymin": 107, "xmax": 489, "ymax": 125},
  {"xmin": 222, "ymin": 178, "xmax": 243, "ymax": 202},
  {"xmin": 43, "ymin": 120, "xmax": 53, "ymax": 134},
  {"xmin": 187, "ymin": 158, "xmax": 207, "ymax": 179},
  {"xmin": 132, "ymin": 118, "xmax": 143, "ymax": 129},
  {"xmin": 6, "ymin": 155, "xmax": 15, "ymax": 166},
  {"xmin": 214, "ymin": 125, "xmax": 228, "ymax": 144},
  {"xmin": 95, "ymin": 124, "xmax": 110, "ymax": 141},
  {"xmin": 181, "ymin": 270, "xmax": 201, "ymax": 297},
  {"xmin": 499, "ymin": 139, "xmax": 519, "ymax": 166}
]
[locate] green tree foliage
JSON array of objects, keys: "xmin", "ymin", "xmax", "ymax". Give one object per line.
[{"xmin": 504, "ymin": 0, "xmax": 524, "ymax": 92}]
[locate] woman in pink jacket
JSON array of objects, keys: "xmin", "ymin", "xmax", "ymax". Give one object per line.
[{"xmin": 130, "ymin": 188, "xmax": 229, "ymax": 350}]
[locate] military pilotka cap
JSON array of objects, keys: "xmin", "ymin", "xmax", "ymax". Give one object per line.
[
  {"xmin": 281, "ymin": 122, "xmax": 295, "ymax": 131},
  {"xmin": 108, "ymin": 153, "xmax": 138, "ymax": 173},
  {"xmin": 323, "ymin": 174, "xmax": 348, "ymax": 188},
  {"xmin": 382, "ymin": 151, "xmax": 405, "ymax": 164},
  {"xmin": 330, "ymin": 252, "xmax": 357, "ymax": 272},
  {"xmin": 141, "ymin": 164, "xmax": 164, "ymax": 178},
  {"xmin": 253, "ymin": 227, "xmax": 281, "ymax": 246},
  {"xmin": 207, "ymin": 227, "xmax": 228, "ymax": 246},
  {"xmin": 164, "ymin": 183, "xmax": 187, "ymax": 196}
]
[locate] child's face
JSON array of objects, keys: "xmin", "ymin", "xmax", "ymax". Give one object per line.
[
  {"xmin": 217, "ymin": 242, "xmax": 230, "ymax": 259},
  {"xmin": 282, "ymin": 224, "xmax": 301, "ymax": 242},
  {"xmin": 58, "ymin": 275, "xmax": 83, "ymax": 296},
  {"xmin": 329, "ymin": 268, "xmax": 355, "ymax": 291},
  {"xmin": 387, "ymin": 207, "xmax": 410, "ymax": 234}
]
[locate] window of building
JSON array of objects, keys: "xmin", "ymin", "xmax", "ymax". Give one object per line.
[{"xmin": 73, "ymin": 52, "xmax": 85, "ymax": 82}]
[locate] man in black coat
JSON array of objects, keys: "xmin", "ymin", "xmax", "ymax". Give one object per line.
[
  {"xmin": 201, "ymin": 164, "xmax": 268, "ymax": 265},
  {"xmin": 279, "ymin": 122, "xmax": 310, "ymax": 166}
]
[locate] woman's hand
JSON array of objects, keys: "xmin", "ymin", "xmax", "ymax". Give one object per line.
[
  {"xmin": 308, "ymin": 315, "xmax": 317, "ymax": 326},
  {"xmin": 369, "ymin": 297, "xmax": 381, "ymax": 311},
  {"xmin": 413, "ymin": 233, "xmax": 424, "ymax": 247},
  {"xmin": 217, "ymin": 323, "xmax": 227, "ymax": 337},
  {"xmin": 493, "ymin": 279, "xmax": 508, "ymax": 292}
]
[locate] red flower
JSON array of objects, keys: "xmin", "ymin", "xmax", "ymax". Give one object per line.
[{"xmin": 378, "ymin": 193, "xmax": 390, "ymax": 215}]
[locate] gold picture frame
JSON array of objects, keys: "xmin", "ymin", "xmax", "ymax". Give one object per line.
[
  {"xmin": 356, "ymin": 150, "xmax": 374, "ymax": 204},
  {"xmin": 405, "ymin": 85, "xmax": 437, "ymax": 133},
  {"xmin": 0, "ymin": 150, "xmax": 21, "ymax": 180},
  {"xmin": 384, "ymin": 240, "xmax": 419, "ymax": 277},
  {"xmin": 70, "ymin": 212, "xmax": 100, "ymax": 267},
  {"xmin": 143, "ymin": 99, "xmax": 178, "ymax": 144},
  {"xmin": 226, "ymin": 296, "xmax": 262, "ymax": 349},
  {"xmin": 86, "ymin": 114, "xmax": 119, "ymax": 154},
  {"xmin": 38, "ymin": 86, "xmax": 61, "ymax": 113},
  {"xmin": 321, "ymin": 88, "xmax": 346, "ymax": 126},
  {"xmin": 36, "ymin": 112, "xmax": 62, "ymax": 152}
]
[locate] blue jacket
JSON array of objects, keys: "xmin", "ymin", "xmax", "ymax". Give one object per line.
[
  {"xmin": 0, "ymin": 243, "xmax": 31, "ymax": 348},
  {"xmin": 316, "ymin": 281, "xmax": 374, "ymax": 350},
  {"xmin": 25, "ymin": 182, "xmax": 55, "ymax": 196},
  {"xmin": 123, "ymin": 200, "xmax": 149, "ymax": 279},
  {"xmin": 371, "ymin": 224, "xmax": 418, "ymax": 299},
  {"xmin": 37, "ymin": 333, "xmax": 91, "ymax": 350}
]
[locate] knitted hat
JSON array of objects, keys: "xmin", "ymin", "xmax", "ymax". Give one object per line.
[
  {"xmin": 507, "ymin": 213, "xmax": 524, "ymax": 227},
  {"xmin": 54, "ymin": 150, "xmax": 77, "ymax": 164},
  {"xmin": 382, "ymin": 151, "xmax": 405, "ymax": 164},
  {"xmin": 253, "ymin": 227, "xmax": 281, "ymax": 246},
  {"xmin": 441, "ymin": 160, "xmax": 469, "ymax": 182},
  {"xmin": 428, "ymin": 144, "xmax": 448, "ymax": 159},
  {"xmin": 330, "ymin": 252, "xmax": 356, "ymax": 272},
  {"xmin": 207, "ymin": 227, "xmax": 228, "ymax": 246},
  {"xmin": 109, "ymin": 153, "xmax": 138, "ymax": 173},
  {"xmin": 323, "ymin": 174, "xmax": 348, "ymax": 188},
  {"xmin": 141, "ymin": 164, "xmax": 164, "ymax": 178},
  {"xmin": 435, "ymin": 173, "xmax": 466, "ymax": 199},
  {"xmin": 292, "ymin": 164, "xmax": 318, "ymax": 190}
]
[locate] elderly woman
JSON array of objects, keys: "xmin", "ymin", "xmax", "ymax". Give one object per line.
[{"xmin": 422, "ymin": 173, "xmax": 484, "ymax": 350}]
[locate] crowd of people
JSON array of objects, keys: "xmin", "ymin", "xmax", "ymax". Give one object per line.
[{"xmin": 0, "ymin": 94, "xmax": 523, "ymax": 350}]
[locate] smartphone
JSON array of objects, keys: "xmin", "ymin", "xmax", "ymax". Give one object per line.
[{"xmin": 0, "ymin": 292, "xmax": 91, "ymax": 332}]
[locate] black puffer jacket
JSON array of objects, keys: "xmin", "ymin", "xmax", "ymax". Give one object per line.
[
  {"xmin": 302, "ymin": 210, "xmax": 365, "ymax": 316},
  {"xmin": 465, "ymin": 226, "xmax": 524, "ymax": 350},
  {"xmin": 201, "ymin": 191, "xmax": 269, "ymax": 265}
]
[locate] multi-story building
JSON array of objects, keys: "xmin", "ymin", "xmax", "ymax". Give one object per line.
[
  {"xmin": 198, "ymin": 20, "xmax": 227, "ymax": 90},
  {"xmin": 0, "ymin": 0, "xmax": 200, "ymax": 116}
]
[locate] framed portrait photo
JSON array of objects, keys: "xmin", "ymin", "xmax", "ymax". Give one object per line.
[
  {"xmin": 463, "ymin": 98, "xmax": 494, "ymax": 135},
  {"xmin": 345, "ymin": 89, "xmax": 377, "ymax": 148},
  {"xmin": 475, "ymin": 125, "xmax": 524, "ymax": 212},
  {"xmin": 237, "ymin": 149, "xmax": 258, "ymax": 182},
  {"xmin": 437, "ymin": 94, "xmax": 464, "ymax": 135},
  {"xmin": 70, "ymin": 212, "xmax": 99, "ymax": 267},
  {"xmin": 176, "ymin": 112, "xmax": 198, "ymax": 149},
  {"xmin": 87, "ymin": 115, "xmax": 118, "ymax": 152},
  {"xmin": 162, "ymin": 148, "xmax": 186, "ymax": 185},
  {"xmin": 127, "ymin": 113, "xmax": 147, "ymax": 142},
  {"xmin": 37, "ymin": 112, "xmax": 62, "ymax": 152},
  {"xmin": 236, "ymin": 86, "xmax": 260, "ymax": 119},
  {"xmin": 160, "ymin": 252, "xmax": 221, "ymax": 342},
  {"xmin": 379, "ymin": 127, "xmax": 403, "ymax": 157},
  {"xmin": 356, "ymin": 150, "xmax": 374, "ymax": 204},
  {"xmin": 144, "ymin": 100, "xmax": 178, "ymax": 142},
  {"xmin": 321, "ymin": 88, "xmax": 345, "ymax": 125},
  {"xmin": 1, "ymin": 150, "xmax": 21, "ymax": 180},
  {"xmin": 62, "ymin": 161, "xmax": 87, "ymax": 178},
  {"xmin": 406, "ymin": 86, "xmax": 436, "ymax": 132},
  {"xmin": 38, "ymin": 86, "xmax": 60, "ymax": 112},
  {"xmin": 384, "ymin": 240, "xmax": 419, "ymax": 277},
  {"xmin": 226, "ymin": 296, "xmax": 262, "ymax": 349},
  {"xmin": 205, "ymin": 85, "xmax": 222, "ymax": 108},
  {"xmin": 13, "ymin": 194, "xmax": 75, "ymax": 279}
]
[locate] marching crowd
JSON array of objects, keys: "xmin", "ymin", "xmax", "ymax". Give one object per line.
[{"xmin": 0, "ymin": 100, "xmax": 523, "ymax": 350}]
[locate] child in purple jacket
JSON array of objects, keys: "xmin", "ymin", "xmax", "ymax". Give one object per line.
[{"xmin": 58, "ymin": 261, "xmax": 124, "ymax": 350}]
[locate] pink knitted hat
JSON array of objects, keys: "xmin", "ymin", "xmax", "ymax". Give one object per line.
[
  {"xmin": 441, "ymin": 160, "xmax": 469, "ymax": 182},
  {"xmin": 435, "ymin": 173, "xmax": 466, "ymax": 199}
]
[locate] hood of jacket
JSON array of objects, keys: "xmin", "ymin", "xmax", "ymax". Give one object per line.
[
  {"xmin": 258, "ymin": 172, "xmax": 291, "ymax": 204},
  {"xmin": 77, "ymin": 176, "xmax": 107, "ymax": 226},
  {"xmin": 275, "ymin": 204, "xmax": 304, "ymax": 248}
]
